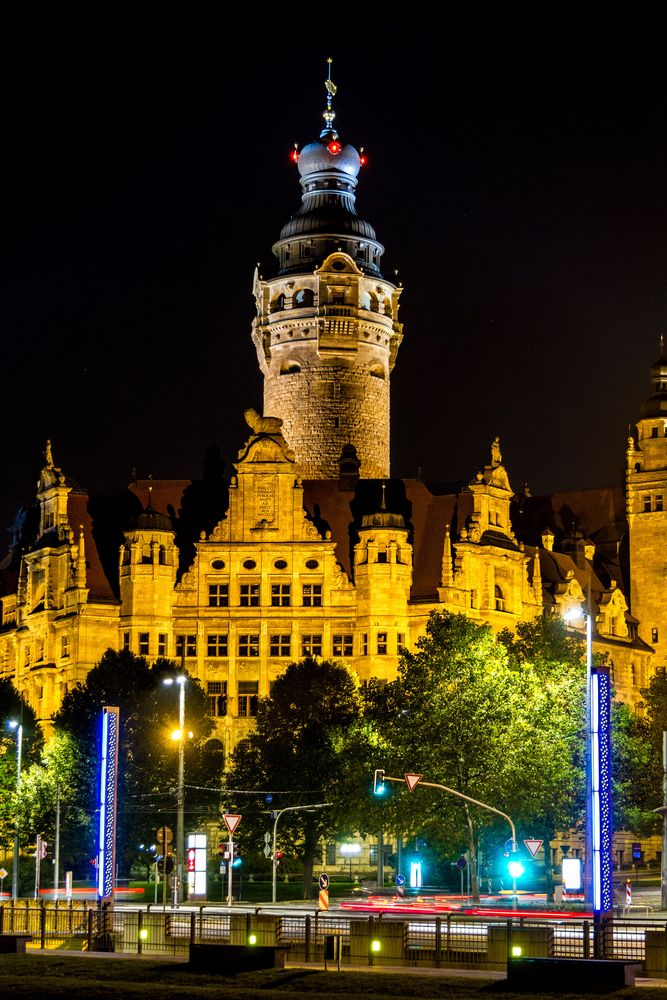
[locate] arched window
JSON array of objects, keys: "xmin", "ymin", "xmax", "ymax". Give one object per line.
[
  {"xmin": 494, "ymin": 585, "xmax": 505, "ymax": 612},
  {"xmin": 294, "ymin": 288, "xmax": 314, "ymax": 308},
  {"xmin": 383, "ymin": 298, "xmax": 392, "ymax": 316},
  {"xmin": 280, "ymin": 360, "xmax": 301, "ymax": 375},
  {"xmin": 158, "ymin": 545, "xmax": 167, "ymax": 565},
  {"xmin": 369, "ymin": 365, "xmax": 385, "ymax": 380},
  {"xmin": 270, "ymin": 293, "xmax": 286, "ymax": 313}
]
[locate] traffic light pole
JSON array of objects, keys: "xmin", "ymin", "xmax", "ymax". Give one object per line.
[
  {"xmin": 271, "ymin": 803, "xmax": 332, "ymax": 904},
  {"xmin": 376, "ymin": 772, "xmax": 520, "ymax": 910}
]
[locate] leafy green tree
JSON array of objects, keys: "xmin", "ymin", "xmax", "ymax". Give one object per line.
[
  {"xmin": 225, "ymin": 658, "xmax": 377, "ymax": 899},
  {"xmin": 53, "ymin": 649, "xmax": 217, "ymax": 877},
  {"xmin": 0, "ymin": 677, "xmax": 42, "ymax": 852},
  {"xmin": 373, "ymin": 611, "xmax": 528, "ymax": 900}
]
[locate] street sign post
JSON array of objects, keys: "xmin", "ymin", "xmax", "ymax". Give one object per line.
[
  {"xmin": 524, "ymin": 838, "xmax": 544, "ymax": 859},
  {"xmin": 222, "ymin": 815, "xmax": 242, "ymax": 906},
  {"xmin": 319, "ymin": 872, "xmax": 329, "ymax": 910},
  {"xmin": 405, "ymin": 773, "xmax": 423, "ymax": 792}
]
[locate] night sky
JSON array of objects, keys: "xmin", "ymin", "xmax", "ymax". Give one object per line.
[{"xmin": 2, "ymin": 20, "xmax": 667, "ymax": 537}]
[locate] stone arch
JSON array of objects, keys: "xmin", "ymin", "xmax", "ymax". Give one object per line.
[
  {"xmin": 383, "ymin": 298, "xmax": 392, "ymax": 316},
  {"xmin": 494, "ymin": 584, "xmax": 505, "ymax": 611},
  {"xmin": 294, "ymin": 288, "xmax": 314, "ymax": 308},
  {"xmin": 369, "ymin": 364, "xmax": 385, "ymax": 380},
  {"xmin": 270, "ymin": 293, "xmax": 286, "ymax": 313},
  {"xmin": 280, "ymin": 360, "xmax": 301, "ymax": 375}
]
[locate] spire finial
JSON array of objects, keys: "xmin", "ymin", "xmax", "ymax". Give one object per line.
[
  {"xmin": 321, "ymin": 57, "xmax": 338, "ymax": 139},
  {"xmin": 660, "ymin": 333, "xmax": 665, "ymax": 357},
  {"xmin": 380, "ymin": 481, "xmax": 387, "ymax": 510}
]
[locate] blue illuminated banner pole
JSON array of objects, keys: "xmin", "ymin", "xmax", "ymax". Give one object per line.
[{"xmin": 98, "ymin": 706, "xmax": 120, "ymax": 904}]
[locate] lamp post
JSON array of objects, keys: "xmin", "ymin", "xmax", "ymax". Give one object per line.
[
  {"xmin": 270, "ymin": 803, "xmax": 332, "ymax": 903},
  {"xmin": 563, "ymin": 600, "xmax": 613, "ymax": 950},
  {"xmin": 8, "ymin": 720, "xmax": 23, "ymax": 899},
  {"xmin": 163, "ymin": 675, "xmax": 186, "ymax": 908}
]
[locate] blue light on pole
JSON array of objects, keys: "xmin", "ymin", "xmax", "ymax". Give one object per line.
[{"xmin": 98, "ymin": 706, "xmax": 119, "ymax": 902}]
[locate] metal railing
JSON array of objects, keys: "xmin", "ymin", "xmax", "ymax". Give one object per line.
[{"xmin": 1, "ymin": 901, "xmax": 665, "ymax": 972}]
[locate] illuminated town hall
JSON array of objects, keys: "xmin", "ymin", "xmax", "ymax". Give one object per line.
[{"xmin": 0, "ymin": 65, "xmax": 663, "ymax": 806}]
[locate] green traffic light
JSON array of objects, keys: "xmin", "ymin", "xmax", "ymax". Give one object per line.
[{"xmin": 507, "ymin": 859, "xmax": 525, "ymax": 879}]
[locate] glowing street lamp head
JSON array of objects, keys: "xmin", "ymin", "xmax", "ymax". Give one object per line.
[
  {"xmin": 8, "ymin": 720, "xmax": 19, "ymax": 731},
  {"xmin": 170, "ymin": 729, "xmax": 182, "ymax": 742},
  {"xmin": 563, "ymin": 607, "xmax": 585, "ymax": 624}
]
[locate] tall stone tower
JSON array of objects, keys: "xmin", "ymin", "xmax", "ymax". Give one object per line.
[
  {"xmin": 251, "ymin": 61, "xmax": 403, "ymax": 480},
  {"xmin": 626, "ymin": 345, "xmax": 667, "ymax": 668}
]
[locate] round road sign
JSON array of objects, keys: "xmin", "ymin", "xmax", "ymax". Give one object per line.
[
  {"xmin": 395, "ymin": 873, "xmax": 406, "ymax": 886},
  {"xmin": 318, "ymin": 872, "xmax": 329, "ymax": 891}
]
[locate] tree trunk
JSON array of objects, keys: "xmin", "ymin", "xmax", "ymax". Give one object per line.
[
  {"xmin": 544, "ymin": 831, "xmax": 555, "ymax": 902},
  {"xmin": 301, "ymin": 821, "xmax": 318, "ymax": 900},
  {"xmin": 463, "ymin": 803, "xmax": 480, "ymax": 901}
]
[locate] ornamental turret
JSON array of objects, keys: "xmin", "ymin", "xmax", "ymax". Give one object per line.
[{"xmin": 251, "ymin": 60, "xmax": 403, "ymax": 480}]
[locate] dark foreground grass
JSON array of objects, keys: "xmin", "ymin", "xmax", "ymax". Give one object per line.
[{"xmin": 0, "ymin": 955, "xmax": 663, "ymax": 1000}]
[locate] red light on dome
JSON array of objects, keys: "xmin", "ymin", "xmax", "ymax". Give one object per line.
[
  {"xmin": 290, "ymin": 148, "xmax": 300, "ymax": 163},
  {"xmin": 359, "ymin": 154, "xmax": 367, "ymax": 166},
  {"xmin": 327, "ymin": 140, "xmax": 342, "ymax": 155}
]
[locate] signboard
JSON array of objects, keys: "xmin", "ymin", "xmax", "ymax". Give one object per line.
[
  {"xmin": 395, "ymin": 873, "xmax": 406, "ymax": 886},
  {"xmin": 223, "ymin": 814, "xmax": 242, "ymax": 835},
  {"xmin": 504, "ymin": 838, "xmax": 517, "ymax": 854},
  {"xmin": 319, "ymin": 872, "xmax": 329, "ymax": 890},
  {"xmin": 632, "ymin": 842, "xmax": 642, "ymax": 861},
  {"xmin": 405, "ymin": 773, "xmax": 422, "ymax": 792},
  {"xmin": 524, "ymin": 838, "xmax": 544, "ymax": 858},
  {"xmin": 157, "ymin": 826, "xmax": 173, "ymax": 846}
]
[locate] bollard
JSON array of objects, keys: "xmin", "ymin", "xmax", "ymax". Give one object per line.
[
  {"xmin": 190, "ymin": 911, "xmax": 196, "ymax": 947},
  {"xmin": 368, "ymin": 914, "xmax": 374, "ymax": 966},
  {"xmin": 435, "ymin": 916, "xmax": 442, "ymax": 968},
  {"xmin": 0, "ymin": 904, "xmax": 4, "ymax": 935},
  {"xmin": 583, "ymin": 919, "xmax": 590, "ymax": 959},
  {"xmin": 137, "ymin": 910, "xmax": 144, "ymax": 955},
  {"xmin": 40, "ymin": 901, "xmax": 46, "ymax": 950},
  {"xmin": 87, "ymin": 908, "xmax": 94, "ymax": 951}
]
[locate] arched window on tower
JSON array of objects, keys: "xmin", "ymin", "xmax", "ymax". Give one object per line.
[
  {"xmin": 270, "ymin": 293, "xmax": 286, "ymax": 313},
  {"xmin": 280, "ymin": 360, "xmax": 301, "ymax": 375},
  {"xmin": 369, "ymin": 365, "xmax": 385, "ymax": 380},
  {"xmin": 369, "ymin": 292, "xmax": 379, "ymax": 313},
  {"xmin": 294, "ymin": 288, "xmax": 314, "ymax": 308},
  {"xmin": 494, "ymin": 584, "xmax": 505, "ymax": 612},
  {"xmin": 141, "ymin": 545, "xmax": 152, "ymax": 565},
  {"xmin": 158, "ymin": 545, "xmax": 167, "ymax": 565},
  {"xmin": 383, "ymin": 298, "xmax": 392, "ymax": 316}
]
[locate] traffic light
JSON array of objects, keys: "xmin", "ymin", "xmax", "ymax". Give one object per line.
[
  {"xmin": 373, "ymin": 769, "xmax": 386, "ymax": 795},
  {"xmin": 507, "ymin": 857, "xmax": 525, "ymax": 880},
  {"xmin": 232, "ymin": 853, "xmax": 243, "ymax": 868},
  {"xmin": 274, "ymin": 850, "xmax": 284, "ymax": 865}
]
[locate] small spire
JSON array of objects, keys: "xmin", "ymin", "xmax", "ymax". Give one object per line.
[
  {"xmin": 380, "ymin": 481, "xmax": 387, "ymax": 511},
  {"xmin": 441, "ymin": 524, "xmax": 453, "ymax": 587},
  {"xmin": 321, "ymin": 57, "xmax": 338, "ymax": 139},
  {"xmin": 660, "ymin": 333, "xmax": 665, "ymax": 358},
  {"xmin": 147, "ymin": 483, "xmax": 154, "ymax": 512},
  {"xmin": 532, "ymin": 550, "xmax": 543, "ymax": 605},
  {"xmin": 77, "ymin": 524, "xmax": 87, "ymax": 589}
]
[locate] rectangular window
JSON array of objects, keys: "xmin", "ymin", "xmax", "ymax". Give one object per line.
[
  {"xmin": 36, "ymin": 639, "xmax": 44, "ymax": 663},
  {"xmin": 207, "ymin": 680, "xmax": 227, "ymax": 717},
  {"xmin": 270, "ymin": 634, "xmax": 291, "ymax": 657},
  {"xmin": 302, "ymin": 584, "xmax": 322, "ymax": 607},
  {"xmin": 207, "ymin": 634, "xmax": 229, "ymax": 657},
  {"xmin": 332, "ymin": 634, "xmax": 354, "ymax": 657},
  {"xmin": 44, "ymin": 511, "xmax": 55, "ymax": 530},
  {"xmin": 238, "ymin": 680, "xmax": 259, "ymax": 717},
  {"xmin": 176, "ymin": 634, "xmax": 197, "ymax": 658},
  {"xmin": 397, "ymin": 633, "xmax": 406, "ymax": 648},
  {"xmin": 238, "ymin": 634, "xmax": 260, "ymax": 657},
  {"xmin": 139, "ymin": 633, "xmax": 150, "ymax": 656},
  {"xmin": 122, "ymin": 632, "xmax": 130, "ymax": 651},
  {"xmin": 271, "ymin": 583, "xmax": 291, "ymax": 607},
  {"xmin": 657, "ymin": 496, "xmax": 664, "ymax": 512},
  {"xmin": 369, "ymin": 844, "xmax": 393, "ymax": 864},
  {"xmin": 377, "ymin": 550, "xmax": 388, "ymax": 563},
  {"xmin": 158, "ymin": 633, "xmax": 168, "ymax": 657},
  {"xmin": 62, "ymin": 635, "xmax": 70, "ymax": 659},
  {"xmin": 301, "ymin": 634, "xmax": 323, "ymax": 657},
  {"xmin": 377, "ymin": 632, "xmax": 388, "ymax": 655},
  {"xmin": 240, "ymin": 583, "xmax": 260, "ymax": 607},
  {"xmin": 326, "ymin": 843, "xmax": 336, "ymax": 867},
  {"xmin": 24, "ymin": 646, "xmax": 31, "ymax": 667},
  {"xmin": 644, "ymin": 495, "xmax": 652, "ymax": 512},
  {"xmin": 362, "ymin": 633, "xmax": 368, "ymax": 656},
  {"xmin": 652, "ymin": 627, "xmax": 659, "ymax": 644},
  {"xmin": 208, "ymin": 583, "xmax": 229, "ymax": 607}
]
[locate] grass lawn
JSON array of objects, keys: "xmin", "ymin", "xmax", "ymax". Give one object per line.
[{"xmin": 0, "ymin": 955, "xmax": 664, "ymax": 1000}]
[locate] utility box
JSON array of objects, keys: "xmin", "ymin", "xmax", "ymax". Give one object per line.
[
  {"xmin": 349, "ymin": 919, "xmax": 407, "ymax": 965},
  {"xmin": 229, "ymin": 914, "xmax": 281, "ymax": 946},
  {"xmin": 645, "ymin": 929, "xmax": 667, "ymax": 977}
]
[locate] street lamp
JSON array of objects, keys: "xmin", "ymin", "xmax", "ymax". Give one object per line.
[
  {"xmin": 8, "ymin": 720, "xmax": 22, "ymax": 899},
  {"xmin": 163, "ymin": 675, "xmax": 186, "ymax": 908},
  {"xmin": 563, "ymin": 602, "xmax": 613, "ymax": 942}
]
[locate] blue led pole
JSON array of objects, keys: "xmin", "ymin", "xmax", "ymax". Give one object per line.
[{"xmin": 98, "ymin": 706, "xmax": 120, "ymax": 903}]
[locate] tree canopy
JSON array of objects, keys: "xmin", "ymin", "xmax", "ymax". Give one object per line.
[
  {"xmin": 52, "ymin": 649, "xmax": 218, "ymax": 877},
  {"xmin": 0, "ymin": 677, "xmax": 42, "ymax": 851}
]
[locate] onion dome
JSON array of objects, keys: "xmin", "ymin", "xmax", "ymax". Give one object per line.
[
  {"xmin": 273, "ymin": 59, "xmax": 384, "ymax": 277},
  {"xmin": 128, "ymin": 490, "xmax": 173, "ymax": 533},
  {"xmin": 640, "ymin": 338, "xmax": 667, "ymax": 418}
]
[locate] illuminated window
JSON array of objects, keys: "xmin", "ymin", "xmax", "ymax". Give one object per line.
[
  {"xmin": 652, "ymin": 627, "xmax": 659, "ymax": 644},
  {"xmin": 138, "ymin": 633, "xmax": 149, "ymax": 656},
  {"xmin": 208, "ymin": 584, "xmax": 229, "ymax": 607},
  {"xmin": 207, "ymin": 681, "xmax": 227, "ymax": 717},
  {"xmin": 332, "ymin": 634, "xmax": 354, "ymax": 657},
  {"xmin": 36, "ymin": 639, "xmax": 44, "ymax": 663},
  {"xmin": 362, "ymin": 633, "xmax": 368, "ymax": 656},
  {"xmin": 644, "ymin": 495, "xmax": 652, "ymax": 512},
  {"xmin": 158, "ymin": 634, "xmax": 168, "ymax": 657},
  {"xmin": 377, "ymin": 632, "xmax": 388, "ymax": 655},
  {"xmin": 238, "ymin": 634, "xmax": 260, "ymax": 657},
  {"xmin": 494, "ymin": 585, "xmax": 505, "ymax": 612},
  {"xmin": 238, "ymin": 681, "xmax": 259, "ymax": 717},
  {"xmin": 301, "ymin": 634, "xmax": 323, "ymax": 657},
  {"xmin": 326, "ymin": 843, "xmax": 336, "ymax": 866},
  {"xmin": 271, "ymin": 583, "xmax": 291, "ymax": 607},
  {"xmin": 176, "ymin": 635, "xmax": 197, "ymax": 658},
  {"xmin": 270, "ymin": 634, "xmax": 291, "ymax": 657},
  {"xmin": 240, "ymin": 584, "xmax": 260, "ymax": 607},
  {"xmin": 24, "ymin": 646, "xmax": 31, "ymax": 667},
  {"xmin": 397, "ymin": 633, "xmax": 406, "ymax": 648},
  {"xmin": 207, "ymin": 634, "xmax": 228, "ymax": 657},
  {"xmin": 61, "ymin": 635, "xmax": 70, "ymax": 659},
  {"xmin": 44, "ymin": 511, "xmax": 55, "ymax": 530},
  {"xmin": 302, "ymin": 584, "xmax": 322, "ymax": 607}
]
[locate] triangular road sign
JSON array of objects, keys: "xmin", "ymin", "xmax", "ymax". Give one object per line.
[
  {"xmin": 223, "ymin": 813, "xmax": 242, "ymax": 834},
  {"xmin": 524, "ymin": 838, "xmax": 543, "ymax": 858},
  {"xmin": 405, "ymin": 773, "xmax": 423, "ymax": 792}
]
